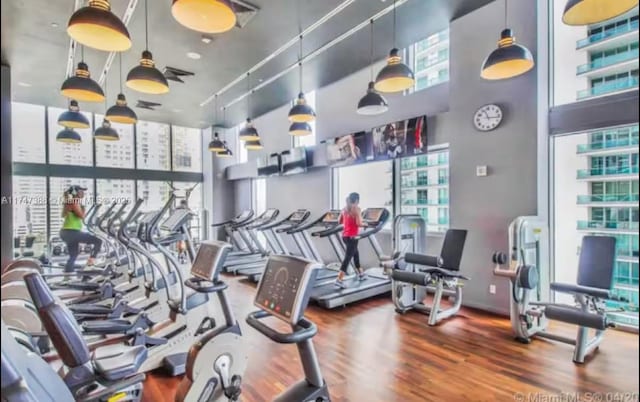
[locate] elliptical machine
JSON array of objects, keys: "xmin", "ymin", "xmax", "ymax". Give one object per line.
[{"xmin": 177, "ymin": 254, "xmax": 330, "ymax": 402}]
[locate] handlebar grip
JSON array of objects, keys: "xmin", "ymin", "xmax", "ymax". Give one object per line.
[
  {"xmin": 184, "ymin": 278, "xmax": 228, "ymax": 293},
  {"xmin": 246, "ymin": 310, "xmax": 317, "ymax": 344}
]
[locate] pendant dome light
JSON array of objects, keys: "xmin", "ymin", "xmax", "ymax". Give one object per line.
[
  {"xmin": 61, "ymin": 47, "xmax": 105, "ymax": 102},
  {"xmin": 67, "ymin": 0, "xmax": 132, "ymax": 52},
  {"xmin": 106, "ymin": 54, "xmax": 137, "ymax": 124},
  {"xmin": 127, "ymin": 0, "xmax": 170, "ymax": 94},
  {"xmin": 56, "ymin": 128, "xmax": 82, "ymax": 143},
  {"xmin": 289, "ymin": 122, "xmax": 313, "ymax": 137},
  {"xmin": 172, "ymin": 0, "xmax": 237, "ymax": 33},
  {"xmin": 374, "ymin": 0, "xmax": 414, "ymax": 93},
  {"xmin": 209, "ymin": 96, "xmax": 225, "ymax": 152},
  {"xmin": 481, "ymin": 0, "xmax": 534, "ymax": 80},
  {"xmin": 288, "ymin": 2, "xmax": 316, "ymax": 125},
  {"xmin": 239, "ymin": 73, "xmax": 261, "ymax": 141},
  {"xmin": 245, "ymin": 139, "xmax": 263, "ymax": 150},
  {"xmin": 58, "ymin": 100, "xmax": 91, "ymax": 129},
  {"xmin": 562, "ymin": 0, "xmax": 638, "ymax": 26},
  {"xmin": 217, "ymin": 143, "xmax": 233, "ymax": 158},
  {"xmin": 358, "ymin": 20, "xmax": 388, "ymax": 115},
  {"xmin": 95, "ymin": 76, "xmax": 120, "ymax": 141}
]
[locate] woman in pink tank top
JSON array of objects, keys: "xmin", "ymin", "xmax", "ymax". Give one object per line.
[{"xmin": 335, "ymin": 192, "xmax": 368, "ymax": 288}]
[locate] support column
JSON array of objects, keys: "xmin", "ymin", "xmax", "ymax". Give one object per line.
[{"xmin": 1, "ymin": 64, "xmax": 13, "ymax": 269}]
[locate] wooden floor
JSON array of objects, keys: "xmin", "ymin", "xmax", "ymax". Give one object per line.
[{"xmin": 143, "ymin": 275, "xmax": 639, "ymax": 402}]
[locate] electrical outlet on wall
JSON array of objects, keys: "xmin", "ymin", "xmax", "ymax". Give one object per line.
[
  {"xmin": 476, "ymin": 165, "xmax": 488, "ymax": 177},
  {"xmin": 489, "ymin": 284, "xmax": 496, "ymax": 294}
]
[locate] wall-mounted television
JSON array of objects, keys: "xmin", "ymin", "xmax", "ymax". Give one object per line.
[
  {"xmin": 281, "ymin": 147, "xmax": 308, "ymax": 175},
  {"xmin": 325, "ymin": 131, "xmax": 373, "ymax": 167},
  {"xmin": 257, "ymin": 153, "xmax": 281, "ymax": 177},
  {"xmin": 372, "ymin": 115, "xmax": 427, "ymax": 160}
]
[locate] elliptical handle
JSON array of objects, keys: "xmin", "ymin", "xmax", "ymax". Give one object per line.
[{"xmin": 246, "ymin": 311, "xmax": 317, "ymax": 344}]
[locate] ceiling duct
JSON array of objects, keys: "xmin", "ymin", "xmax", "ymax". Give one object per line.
[
  {"xmin": 232, "ymin": 0, "xmax": 259, "ymax": 28},
  {"xmin": 163, "ymin": 66, "xmax": 195, "ymax": 83},
  {"xmin": 135, "ymin": 100, "xmax": 161, "ymax": 110}
]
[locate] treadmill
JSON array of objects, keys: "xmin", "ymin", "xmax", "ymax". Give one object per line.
[
  {"xmin": 224, "ymin": 209, "xmax": 280, "ymax": 272},
  {"xmin": 309, "ymin": 207, "xmax": 391, "ymax": 309},
  {"xmin": 211, "ymin": 210, "xmax": 255, "ymax": 259}
]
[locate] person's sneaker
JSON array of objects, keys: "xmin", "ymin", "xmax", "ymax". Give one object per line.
[
  {"xmin": 86, "ymin": 258, "xmax": 96, "ymax": 267},
  {"xmin": 334, "ymin": 279, "xmax": 347, "ymax": 289},
  {"xmin": 358, "ymin": 271, "xmax": 368, "ymax": 281}
]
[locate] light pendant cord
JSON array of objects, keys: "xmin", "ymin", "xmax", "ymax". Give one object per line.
[
  {"xmin": 214, "ymin": 94, "xmax": 218, "ymax": 126},
  {"xmin": 119, "ymin": 53, "xmax": 123, "ymax": 93},
  {"xmin": 246, "ymin": 73, "xmax": 251, "ymax": 118},
  {"xmin": 104, "ymin": 75, "xmax": 108, "ymax": 112},
  {"xmin": 81, "ymin": 45, "xmax": 85, "ymax": 62},
  {"xmin": 504, "ymin": 0, "xmax": 508, "ymax": 28},
  {"xmin": 369, "ymin": 19, "xmax": 374, "ymax": 81},
  {"xmin": 393, "ymin": 0, "xmax": 397, "ymax": 49},
  {"xmin": 145, "ymin": 0, "xmax": 149, "ymax": 50},
  {"xmin": 298, "ymin": 0, "xmax": 303, "ymax": 93}
]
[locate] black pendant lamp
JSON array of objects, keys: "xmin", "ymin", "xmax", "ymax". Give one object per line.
[
  {"xmin": 289, "ymin": 122, "xmax": 313, "ymax": 137},
  {"xmin": 209, "ymin": 96, "xmax": 225, "ymax": 152},
  {"xmin": 172, "ymin": 0, "xmax": 237, "ymax": 33},
  {"xmin": 481, "ymin": 0, "xmax": 534, "ymax": 80},
  {"xmin": 106, "ymin": 54, "xmax": 137, "ymax": 124},
  {"xmin": 67, "ymin": 0, "xmax": 132, "ymax": 52},
  {"xmin": 95, "ymin": 76, "xmax": 120, "ymax": 141},
  {"xmin": 217, "ymin": 141, "xmax": 233, "ymax": 158},
  {"xmin": 562, "ymin": 0, "xmax": 638, "ymax": 26},
  {"xmin": 288, "ymin": 4, "xmax": 316, "ymax": 125},
  {"xmin": 358, "ymin": 20, "xmax": 388, "ymax": 115},
  {"xmin": 245, "ymin": 139, "xmax": 263, "ymax": 150},
  {"xmin": 374, "ymin": 0, "xmax": 414, "ymax": 93},
  {"xmin": 58, "ymin": 100, "xmax": 91, "ymax": 129},
  {"xmin": 127, "ymin": 0, "xmax": 170, "ymax": 94},
  {"xmin": 56, "ymin": 128, "xmax": 82, "ymax": 143},
  {"xmin": 61, "ymin": 47, "xmax": 105, "ymax": 102},
  {"xmin": 239, "ymin": 73, "xmax": 260, "ymax": 141}
]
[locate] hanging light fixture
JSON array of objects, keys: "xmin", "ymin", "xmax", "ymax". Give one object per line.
[
  {"xmin": 358, "ymin": 19, "xmax": 388, "ymax": 115},
  {"xmin": 106, "ymin": 54, "xmax": 137, "ymax": 124},
  {"xmin": 58, "ymin": 100, "xmax": 91, "ymax": 129},
  {"xmin": 209, "ymin": 96, "xmax": 225, "ymax": 152},
  {"xmin": 67, "ymin": 0, "xmax": 132, "ymax": 52},
  {"xmin": 127, "ymin": 0, "xmax": 170, "ymax": 94},
  {"xmin": 288, "ymin": 2, "xmax": 316, "ymax": 125},
  {"xmin": 61, "ymin": 47, "xmax": 105, "ymax": 102},
  {"xmin": 56, "ymin": 128, "xmax": 82, "ymax": 143},
  {"xmin": 562, "ymin": 0, "xmax": 638, "ymax": 26},
  {"xmin": 239, "ymin": 73, "xmax": 261, "ymax": 141},
  {"xmin": 95, "ymin": 76, "xmax": 120, "ymax": 141},
  {"xmin": 217, "ymin": 141, "xmax": 234, "ymax": 158},
  {"xmin": 171, "ymin": 0, "xmax": 237, "ymax": 33},
  {"xmin": 374, "ymin": 0, "xmax": 414, "ymax": 93},
  {"xmin": 289, "ymin": 122, "xmax": 313, "ymax": 137},
  {"xmin": 245, "ymin": 139, "xmax": 263, "ymax": 150},
  {"xmin": 481, "ymin": 0, "xmax": 534, "ymax": 80}
]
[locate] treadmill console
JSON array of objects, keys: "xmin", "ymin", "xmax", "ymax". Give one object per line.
[
  {"xmin": 160, "ymin": 209, "xmax": 192, "ymax": 232},
  {"xmin": 234, "ymin": 210, "xmax": 253, "ymax": 223},
  {"xmin": 362, "ymin": 208, "xmax": 386, "ymax": 225},
  {"xmin": 190, "ymin": 240, "xmax": 232, "ymax": 281},
  {"xmin": 254, "ymin": 255, "xmax": 322, "ymax": 324},
  {"xmin": 322, "ymin": 210, "xmax": 342, "ymax": 223},
  {"xmin": 289, "ymin": 209, "xmax": 309, "ymax": 222},
  {"xmin": 260, "ymin": 209, "xmax": 278, "ymax": 220}
]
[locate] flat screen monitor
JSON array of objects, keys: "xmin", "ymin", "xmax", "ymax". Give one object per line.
[
  {"xmin": 372, "ymin": 116, "xmax": 427, "ymax": 160},
  {"xmin": 257, "ymin": 153, "xmax": 281, "ymax": 177},
  {"xmin": 281, "ymin": 147, "xmax": 308, "ymax": 175},
  {"xmin": 325, "ymin": 131, "xmax": 373, "ymax": 167}
]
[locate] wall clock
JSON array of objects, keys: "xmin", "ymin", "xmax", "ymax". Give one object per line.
[{"xmin": 473, "ymin": 104, "xmax": 503, "ymax": 132}]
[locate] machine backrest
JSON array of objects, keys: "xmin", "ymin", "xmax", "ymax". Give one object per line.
[
  {"xmin": 23, "ymin": 273, "xmax": 91, "ymax": 368},
  {"xmin": 440, "ymin": 229, "xmax": 467, "ymax": 271},
  {"xmin": 577, "ymin": 236, "xmax": 616, "ymax": 290}
]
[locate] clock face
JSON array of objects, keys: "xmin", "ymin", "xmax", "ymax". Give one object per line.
[{"xmin": 473, "ymin": 104, "xmax": 503, "ymax": 132}]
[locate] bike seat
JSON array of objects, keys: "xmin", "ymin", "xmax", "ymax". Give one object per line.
[{"xmin": 93, "ymin": 345, "xmax": 147, "ymax": 381}]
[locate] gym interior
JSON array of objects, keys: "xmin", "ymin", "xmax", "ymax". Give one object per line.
[{"xmin": 1, "ymin": 0, "xmax": 639, "ymax": 401}]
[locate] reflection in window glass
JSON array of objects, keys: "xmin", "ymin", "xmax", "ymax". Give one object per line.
[
  {"xmin": 12, "ymin": 176, "xmax": 47, "ymax": 257},
  {"xmin": 95, "ymin": 114, "xmax": 134, "ymax": 168},
  {"xmin": 136, "ymin": 120, "xmax": 170, "ymax": 170},
  {"xmin": 137, "ymin": 180, "xmax": 171, "ymax": 211},
  {"xmin": 553, "ymin": 124, "xmax": 638, "ymax": 327},
  {"xmin": 47, "ymin": 107, "xmax": 93, "ymax": 166},
  {"xmin": 12, "ymin": 102, "xmax": 46, "ymax": 163},
  {"xmin": 172, "ymin": 126, "xmax": 203, "ymax": 172},
  {"xmin": 96, "ymin": 179, "xmax": 135, "ymax": 205},
  {"xmin": 49, "ymin": 177, "xmax": 94, "ymax": 239},
  {"xmin": 333, "ymin": 161, "xmax": 393, "ymax": 228}
]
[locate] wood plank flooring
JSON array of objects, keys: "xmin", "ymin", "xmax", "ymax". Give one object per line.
[{"xmin": 143, "ymin": 275, "xmax": 639, "ymax": 402}]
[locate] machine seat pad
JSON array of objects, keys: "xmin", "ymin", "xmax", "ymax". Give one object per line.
[
  {"xmin": 69, "ymin": 303, "xmax": 115, "ymax": 314},
  {"xmin": 93, "ymin": 345, "xmax": 147, "ymax": 381},
  {"xmin": 50, "ymin": 281, "xmax": 101, "ymax": 291},
  {"xmin": 420, "ymin": 267, "xmax": 469, "ymax": 280},
  {"xmin": 550, "ymin": 282, "xmax": 611, "ymax": 299},
  {"xmin": 82, "ymin": 319, "xmax": 134, "ymax": 334}
]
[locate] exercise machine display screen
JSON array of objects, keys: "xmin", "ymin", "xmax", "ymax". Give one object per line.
[
  {"xmin": 139, "ymin": 211, "xmax": 158, "ymax": 225},
  {"xmin": 234, "ymin": 210, "xmax": 253, "ymax": 223},
  {"xmin": 363, "ymin": 208, "xmax": 384, "ymax": 224},
  {"xmin": 161, "ymin": 209, "xmax": 191, "ymax": 232},
  {"xmin": 322, "ymin": 210, "xmax": 341, "ymax": 223},
  {"xmin": 261, "ymin": 209, "xmax": 278, "ymax": 220},
  {"xmin": 254, "ymin": 255, "xmax": 315, "ymax": 324},
  {"xmin": 289, "ymin": 210, "xmax": 308, "ymax": 222},
  {"xmin": 191, "ymin": 241, "xmax": 222, "ymax": 280}
]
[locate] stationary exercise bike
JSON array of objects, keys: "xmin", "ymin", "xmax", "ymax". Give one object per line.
[{"xmin": 177, "ymin": 254, "xmax": 331, "ymax": 402}]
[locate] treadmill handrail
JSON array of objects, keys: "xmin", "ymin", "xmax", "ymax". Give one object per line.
[
  {"xmin": 354, "ymin": 210, "xmax": 390, "ymax": 240},
  {"xmin": 263, "ymin": 210, "xmax": 311, "ymax": 231},
  {"xmin": 311, "ymin": 225, "xmax": 344, "ymax": 237},
  {"xmin": 287, "ymin": 212, "xmax": 335, "ymax": 234},
  {"xmin": 211, "ymin": 210, "xmax": 254, "ymax": 227},
  {"xmin": 245, "ymin": 210, "xmax": 281, "ymax": 230}
]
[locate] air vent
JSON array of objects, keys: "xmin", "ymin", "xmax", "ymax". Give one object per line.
[
  {"xmin": 136, "ymin": 100, "xmax": 161, "ymax": 110},
  {"xmin": 163, "ymin": 66, "xmax": 195, "ymax": 83},
  {"xmin": 232, "ymin": 0, "xmax": 259, "ymax": 28}
]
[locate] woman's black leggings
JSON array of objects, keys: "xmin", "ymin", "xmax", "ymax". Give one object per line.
[
  {"xmin": 340, "ymin": 237, "xmax": 360, "ymax": 273},
  {"xmin": 59, "ymin": 229, "xmax": 102, "ymax": 272}
]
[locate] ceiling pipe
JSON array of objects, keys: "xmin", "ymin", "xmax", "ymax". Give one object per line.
[
  {"xmin": 219, "ymin": 0, "xmax": 409, "ymax": 111},
  {"xmin": 199, "ymin": 0, "xmax": 358, "ymax": 108},
  {"xmin": 97, "ymin": 0, "xmax": 140, "ymax": 86}
]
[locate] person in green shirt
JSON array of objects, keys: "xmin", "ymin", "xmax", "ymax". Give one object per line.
[{"xmin": 59, "ymin": 185, "xmax": 102, "ymax": 272}]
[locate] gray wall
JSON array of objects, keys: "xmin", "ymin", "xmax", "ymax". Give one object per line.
[
  {"xmin": 1, "ymin": 65, "xmax": 12, "ymax": 269},
  {"xmin": 219, "ymin": 0, "xmax": 538, "ymax": 314}
]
